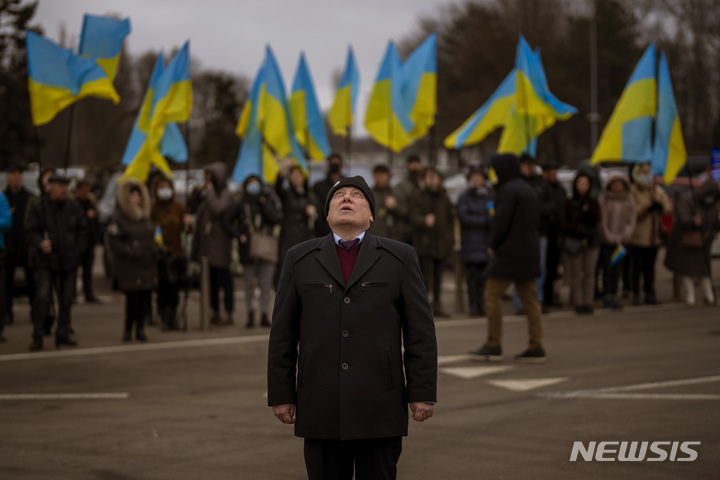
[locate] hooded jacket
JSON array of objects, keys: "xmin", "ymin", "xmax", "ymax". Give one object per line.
[
  {"xmin": 564, "ymin": 172, "xmax": 601, "ymax": 246},
  {"xmin": 485, "ymin": 154, "xmax": 540, "ymax": 280},
  {"xmin": 190, "ymin": 162, "xmax": 235, "ymax": 269},
  {"xmin": 409, "ymin": 183, "xmax": 455, "ymax": 260},
  {"xmin": 151, "ymin": 176, "xmax": 187, "ymax": 258},
  {"xmin": 456, "ymin": 185, "xmax": 493, "ymax": 263},
  {"xmin": 628, "ymin": 172, "xmax": 672, "ymax": 248},
  {"xmin": 598, "ymin": 173, "xmax": 636, "ymax": 245},
  {"xmin": 106, "ymin": 178, "xmax": 159, "ymax": 291}
]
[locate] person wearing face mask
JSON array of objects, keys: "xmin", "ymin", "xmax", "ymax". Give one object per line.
[
  {"xmin": 275, "ymin": 159, "xmax": 316, "ymax": 287},
  {"xmin": 664, "ymin": 180, "xmax": 720, "ymax": 306},
  {"xmin": 224, "ymin": 175, "xmax": 282, "ymax": 328},
  {"xmin": 627, "ymin": 162, "xmax": 671, "ymax": 305},
  {"xmin": 457, "ymin": 166, "xmax": 494, "ymax": 316},
  {"xmin": 151, "ymin": 175, "xmax": 192, "ymax": 330}
]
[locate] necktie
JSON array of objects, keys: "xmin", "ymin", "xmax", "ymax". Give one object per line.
[{"xmin": 338, "ymin": 238, "xmax": 359, "ymax": 250}]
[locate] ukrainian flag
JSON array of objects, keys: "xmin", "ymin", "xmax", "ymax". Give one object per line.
[
  {"xmin": 444, "ymin": 70, "xmax": 517, "ymax": 149},
  {"xmin": 78, "ymin": 14, "xmax": 131, "ymax": 81},
  {"xmin": 289, "ymin": 52, "xmax": 331, "ymax": 161},
  {"xmin": 400, "ymin": 33, "xmax": 436, "ymax": 140},
  {"xmin": 233, "ymin": 64, "xmax": 279, "ymax": 183},
  {"xmin": 591, "ymin": 44, "xmax": 657, "ymax": 165},
  {"xmin": 123, "ymin": 42, "xmax": 192, "ymax": 181},
  {"xmin": 120, "ymin": 52, "xmax": 188, "ymax": 167},
  {"xmin": 365, "ymin": 41, "xmax": 414, "ymax": 153},
  {"xmin": 328, "ymin": 46, "xmax": 359, "ymax": 137},
  {"xmin": 26, "ymin": 30, "xmax": 119, "ymax": 126},
  {"xmin": 652, "ymin": 51, "xmax": 686, "ymax": 185}
]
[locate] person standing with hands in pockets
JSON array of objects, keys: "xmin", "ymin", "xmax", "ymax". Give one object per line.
[{"xmin": 268, "ymin": 176, "xmax": 437, "ymax": 480}]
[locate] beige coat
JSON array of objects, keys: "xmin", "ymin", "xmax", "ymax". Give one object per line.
[
  {"xmin": 598, "ymin": 174, "xmax": 637, "ymax": 245},
  {"xmin": 628, "ymin": 183, "xmax": 671, "ymax": 247}
]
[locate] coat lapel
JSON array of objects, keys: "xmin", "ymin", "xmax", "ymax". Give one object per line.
[
  {"xmin": 345, "ymin": 233, "xmax": 381, "ymax": 292},
  {"xmin": 314, "ymin": 234, "xmax": 347, "ymax": 288}
]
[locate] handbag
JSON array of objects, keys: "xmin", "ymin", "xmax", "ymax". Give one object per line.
[
  {"xmin": 245, "ymin": 203, "xmax": 279, "ymax": 264},
  {"xmin": 563, "ymin": 236, "xmax": 585, "ymax": 256},
  {"xmin": 680, "ymin": 230, "xmax": 704, "ymax": 249}
]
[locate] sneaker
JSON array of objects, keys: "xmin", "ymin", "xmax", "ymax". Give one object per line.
[
  {"xmin": 468, "ymin": 345, "xmax": 503, "ymax": 362},
  {"xmin": 514, "ymin": 348, "xmax": 547, "ymax": 364}
]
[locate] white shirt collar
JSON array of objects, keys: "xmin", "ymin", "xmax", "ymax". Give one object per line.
[{"xmin": 333, "ymin": 231, "xmax": 366, "ymax": 246}]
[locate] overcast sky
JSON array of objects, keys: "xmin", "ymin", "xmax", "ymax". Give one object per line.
[{"xmin": 33, "ymin": 0, "xmax": 452, "ymax": 138}]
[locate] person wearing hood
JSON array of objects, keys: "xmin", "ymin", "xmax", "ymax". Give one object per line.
[
  {"xmin": 468, "ymin": 153, "xmax": 545, "ymax": 363},
  {"xmin": 224, "ymin": 175, "xmax": 282, "ymax": 328},
  {"xmin": 107, "ymin": 178, "xmax": 159, "ymax": 342},
  {"xmin": 664, "ymin": 180, "xmax": 720, "ymax": 306},
  {"xmin": 564, "ymin": 172, "xmax": 602, "ymax": 314},
  {"xmin": 598, "ymin": 173, "xmax": 637, "ymax": 310},
  {"xmin": 392, "ymin": 155, "xmax": 423, "ymax": 245},
  {"xmin": 312, "ymin": 153, "xmax": 344, "ymax": 237},
  {"xmin": 274, "ymin": 158, "xmax": 316, "ymax": 286},
  {"xmin": 456, "ymin": 165, "xmax": 493, "ymax": 316},
  {"xmin": 151, "ymin": 175, "xmax": 191, "ymax": 330},
  {"xmin": 627, "ymin": 162, "xmax": 672, "ymax": 305},
  {"xmin": 190, "ymin": 162, "xmax": 236, "ymax": 326},
  {"xmin": 410, "ymin": 166, "xmax": 456, "ymax": 318},
  {"xmin": 25, "ymin": 174, "xmax": 88, "ymax": 351}
]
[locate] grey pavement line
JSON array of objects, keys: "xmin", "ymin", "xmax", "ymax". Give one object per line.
[
  {"xmin": 538, "ymin": 374, "xmax": 720, "ymax": 400},
  {"xmin": 0, "ymin": 393, "xmax": 130, "ymax": 400},
  {"xmin": 0, "ymin": 335, "xmax": 269, "ymax": 363}
]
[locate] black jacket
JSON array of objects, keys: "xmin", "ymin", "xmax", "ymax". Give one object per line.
[
  {"xmin": 457, "ymin": 187, "xmax": 493, "ymax": 264},
  {"xmin": 4, "ymin": 186, "xmax": 35, "ymax": 262},
  {"xmin": 267, "ymin": 233, "xmax": 437, "ymax": 440},
  {"xmin": 275, "ymin": 172, "xmax": 315, "ymax": 263},
  {"xmin": 486, "ymin": 155, "xmax": 540, "ymax": 280},
  {"xmin": 564, "ymin": 173, "xmax": 601, "ymax": 246},
  {"xmin": 25, "ymin": 195, "xmax": 88, "ymax": 271},
  {"xmin": 223, "ymin": 187, "xmax": 282, "ymax": 264}
]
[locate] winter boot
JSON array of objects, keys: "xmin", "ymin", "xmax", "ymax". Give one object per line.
[
  {"xmin": 260, "ymin": 313, "xmax": 271, "ymax": 327},
  {"xmin": 701, "ymin": 277, "xmax": 716, "ymax": 305},
  {"xmin": 245, "ymin": 310, "xmax": 255, "ymax": 328},
  {"xmin": 683, "ymin": 276, "xmax": 696, "ymax": 306}
]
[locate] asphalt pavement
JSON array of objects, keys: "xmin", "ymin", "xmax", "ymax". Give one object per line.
[{"xmin": 0, "ymin": 251, "xmax": 718, "ymax": 479}]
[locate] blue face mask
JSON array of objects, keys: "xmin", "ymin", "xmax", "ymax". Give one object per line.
[{"xmin": 246, "ymin": 182, "xmax": 261, "ymax": 195}]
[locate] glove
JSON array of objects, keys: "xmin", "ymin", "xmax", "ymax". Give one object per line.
[{"xmin": 649, "ymin": 201, "xmax": 664, "ymax": 212}]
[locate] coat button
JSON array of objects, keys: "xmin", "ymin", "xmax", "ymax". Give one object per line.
[
  {"xmin": 344, "ymin": 297, "xmax": 351, "ymax": 304},
  {"xmin": 341, "ymin": 362, "xmax": 349, "ymax": 370},
  {"xmin": 342, "ymin": 330, "xmax": 349, "ymax": 338}
]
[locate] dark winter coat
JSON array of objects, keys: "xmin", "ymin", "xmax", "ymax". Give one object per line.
[
  {"xmin": 25, "ymin": 194, "xmax": 88, "ymax": 271},
  {"xmin": 409, "ymin": 187, "xmax": 455, "ymax": 260},
  {"xmin": 485, "ymin": 154, "xmax": 540, "ymax": 280},
  {"xmin": 564, "ymin": 173, "xmax": 602, "ymax": 247},
  {"xmin": 106, "ymin": 178, "xmax": 159, "ymax": 292},
  {"xmin": 545, "ymin": 179, "xmax": 568, "ymax": 237},
  {"xmin": 392, "ymin": 173, "xmax": 422, "ymax": 243},
  {"xmin": 664, "ymin": 181, "xmax": 720, "ymax": 277},
  {"xmin": 456, "ymin": 186, "xmax": 493, "ymax": 264},
  {"xmin": 223, "ymin": 185, "xmax": 282, "ymax": 265},
  {"xmin": 369, "ymin": 185, "xmax": 396, "ymax": 239},
  {"xmin": 151, "ymin": 179, "xmax": 188, "ymax": 258},
  {"xmin": 312, "ymin": 175, "xmax": 342, "ymax": 237},
  {"xmin": 267, "ymin": 233, "xmax": 437, "ymax": 440},
  {"xmin": 190, "ymin": 162, "xmax": 235, "ymax": 269},
  {"xmin": 4, "ymin": 186, "xmax": 35, "ymax": 263},
  {"xmin": 524, "ymin": 175, "xmax": 557, "ymax": 236},
  {"xmin": 275, "ymin": 171, "xmax": 315, "ymax": 264}
]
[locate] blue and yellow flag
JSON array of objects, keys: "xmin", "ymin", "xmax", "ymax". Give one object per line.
[
  {"xmin": 26, "ymin": 30, "xmax": 119, "ymax": 126},
  {"xmin": 591, "ymin": 44, "xmax": 657, "ymax": 165},
  {"xmin": 120, "ymin": 52, "xmax": 188, "ymax": 167},
  {"xmin": 365, "ymin": 41, "xmax": 414, "ymax": 153},
  {"xmin": 233, "ymin": 64, "xmax": 278, "ymax": 183},
  {"xmin": 328, "ymin": 46, "xmax": 359, "ymax": 137},
  {"xmin": 123, "ymin": 42, "xmax": 192, "ymax": 181},
  {"xmin": 290, "ymin": 52, "xmax": 331, "ymax": 161},
  {"xmin": 444, "ymin": 70, "xmax": 516, "ymax": 149},
  {"xmin": 400, "ymin": 33, "xmax": 436, "ymax": 140},
  {"xmin": 78, "ymin": 14, "xmax": 131, "ymax": 81},
  {"xmin": 652, "ymin": 51, "xmax": 686, "ymax": 185}
]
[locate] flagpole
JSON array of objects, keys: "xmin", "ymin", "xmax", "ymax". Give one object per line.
[
  {"xmin": 184, "ymin": 121, "xmax": 191, "ymax": 206},
  {"xmin": 387, "ymin": 103, "xmax": 394, "ymax": 168},
  {"xmin": 429, "ymin": 114, "xmax": 437, "ymax": 167},
  {"xmin": 346, "ymin": 125, "xmax": 352, "ymax": 171},
  {"xmin": 63, "ymin": 103, "xmax": 77, "ymax": 171}
]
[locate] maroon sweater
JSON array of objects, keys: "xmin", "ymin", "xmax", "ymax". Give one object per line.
[{"xmin": 335, "ymin": 242, "xmax": 361, "ymax": 282}]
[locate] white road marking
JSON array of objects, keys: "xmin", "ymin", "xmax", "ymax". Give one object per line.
[
  {"xmin": 437, "ymin": 354, "xmax": 472, "ymax": 366},
  {"xmin": 440, "ymin": 366, "xmax": 513, "ymax": 379},
  {"xmin": 487, "ymin": 378, "xmax": 569, "ymax": 392},
  {"xmin": 540, "ymin": 375, "xmax": 720, "ymax": 400},
  {"xmin": 0, "ymin": 335, "xmax": 269, "ymax": 362},
  {"xmin": 0, "ymin": 393, "xmax": 129, "ymax": 400}
]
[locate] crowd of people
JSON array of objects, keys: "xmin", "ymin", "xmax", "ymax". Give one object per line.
[{"xmin": 0, "ymin": 151, "xmax": 718, "ymax": 353}]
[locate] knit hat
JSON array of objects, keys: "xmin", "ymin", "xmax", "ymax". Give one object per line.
[{"xmin": 324, "ymin": 176, "xmax": 376, "ymax": 218}]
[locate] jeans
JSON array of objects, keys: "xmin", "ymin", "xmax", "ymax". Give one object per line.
[
  {"xmin": 242, "ymin": 260, "xmax": 274, "ymax": 315},
  {"xmin": 32, "ymin": 268, "xmax": 76, "ymax": 340}
]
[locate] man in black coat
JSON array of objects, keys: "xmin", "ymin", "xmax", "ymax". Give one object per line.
[
  {"xmin": 469, "ymin": 154, "xmax": 546, "ymax": 363},
  {"xmin": 25, "ymin": 175, "xmax": 88, "ymax": 351},
  {"xmin": 3, "ymin": 164, "xmax": 36, "ymax": 325},
  {"xmin": 268, "ymin": 176, "xmax": 437, "ymax": 480}
]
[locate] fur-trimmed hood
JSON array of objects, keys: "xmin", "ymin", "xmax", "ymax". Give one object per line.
[{"xmin": 116, "ymin": 178, "xmax": 151, "ymax": 221}]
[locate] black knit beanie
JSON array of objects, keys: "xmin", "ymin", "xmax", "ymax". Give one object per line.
[{"xmin": 324, "ymin": 176, "xmax": 376, "ymax": 218}]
